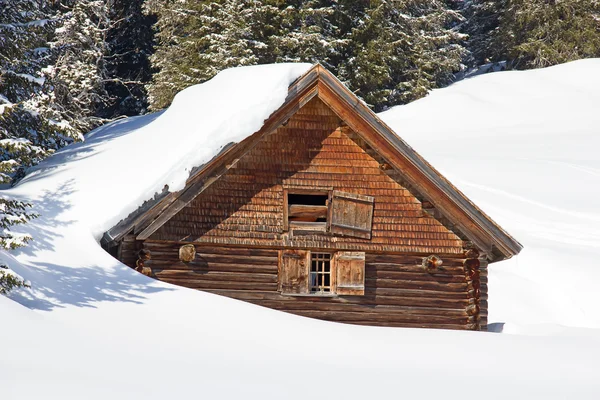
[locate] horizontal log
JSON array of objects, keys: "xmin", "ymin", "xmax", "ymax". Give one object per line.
[
  {"xmin": 367, "ymin": 278, "xmax": 467, "ymax": 292},
  {"xmin": 367, "ymin": 263, "xmax": 465, "ymax": 274},
  {"xmin": 145, "ymin": 252, "xmax": 278, "ymax": 266},
  {"xmin": 253, "ymin": 300, "xmax": 469, "ymax": 317},
  {"xmin": 148, "ymin": 262, "xmax": 277, "ymax": 274},
  {"xmin": 286, "ymin": 310, "xmax": 475, "ymax": 325},
  {"xmin": 144, "ymin": 242, "xmax": 278, "ymax": 257},
  {"xmin": 143, "ymin": 238, "xmax": 465, "ymax": 256},
  {"xmin": 159, "ymin": 278, "xmax": 277, "ymax": 291},
  {"xmin": 154, "ymin": 270, "xmax": 277, "ymax": 284},
  {"xmin": 208, "ymin": 289, "xmax": 474, "ymax": 309},
  {"xmin": 368, "ymin": 254, "xmax": 466, "ymax": 265},
  {"xmin": 366, "ymin": 270, "xmax": 466, "ymax": 283},
  {"xmin": 367, "ymin": 287, "xmax": 470, "ymax": 299}
]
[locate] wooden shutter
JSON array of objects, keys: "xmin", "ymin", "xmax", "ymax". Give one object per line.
[
  {"xmin": 279, "ymin": 250, "xmax": 310, "ymax": 295},
  {"xmin": 335, "ymin": 252, "xmax": 365, "ymax": 296},
  {"xmin": 328, "ymin": 191, "xmax": 374, "ymax": 239}
]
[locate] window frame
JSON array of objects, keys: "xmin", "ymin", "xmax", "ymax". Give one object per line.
[
  {"xmin": 309, "ymin": 252, "xmax": 334, "ymax": 295},
  {"xmin": 279, "ymin": 249, "xmax": 366, "ymax": 297},
  {"xmin": 283, "ymin": 187, "xmax": 332, "ymax": 233}
]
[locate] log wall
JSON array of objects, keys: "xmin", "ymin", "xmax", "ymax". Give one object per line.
[{"xmin": 142, "ymin": 241, "xmax": 479, "ymax": 330}]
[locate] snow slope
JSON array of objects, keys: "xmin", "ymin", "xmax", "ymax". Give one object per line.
[
  {"xmin": 1, "ymin": 60, "xmax": 600, "ymax": 399},
  {"xmin": 380, "ymin": 58, "xmax": 600, "ymax": 330}
]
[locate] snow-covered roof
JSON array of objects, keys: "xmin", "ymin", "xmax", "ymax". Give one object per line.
[
  {"xmin": 101, "ymin": 63, "xmax": 521, "ymax": 261},
  {"xmin": 14, "ymin": 63, "xmax": 313, "ymax": 239}
]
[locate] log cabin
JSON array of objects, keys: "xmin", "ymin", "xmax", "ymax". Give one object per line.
[{"xmin": 101, "ymin": 64, "xmax": 522, "ymax": 331}]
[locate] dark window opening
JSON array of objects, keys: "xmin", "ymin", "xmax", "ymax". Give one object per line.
[
  {"xmin": 288, "ymin": 193, "xmax": 328, "ymax": 206},
  {"xmin": 310, "ymin": 253, "xmax": 331, "ymax": 293},
  {"xmin": 287, "ymin": 192, "xmax": 329, "ymax": 224}
]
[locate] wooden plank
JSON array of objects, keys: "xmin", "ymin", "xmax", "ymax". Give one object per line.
[
  {"xmin": 279, "ymin": 249, "xmax": 310, "ymax": 294},
  {"xmin": 288, "ymin": 204, "xmax": 328, "ymax": 220},
  {"xmin": 335, "ymin": 251, "xmax": 365, "ymax": 295}
]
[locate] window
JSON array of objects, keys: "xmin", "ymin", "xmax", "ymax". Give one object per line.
[
  {"xmin": 284, "ymin": 190, "xmax": 329, "ymax": 233},
  {"xmin": 279, "ymin": 249, "xmax": 365, "ymax": 296},
  {"xmin": 283, "ymin": 188, "xmax": 375, "ymax": 239},
  {"xmin": 310, "ymin": 253, "xmax": 332, "ymax": 293}
]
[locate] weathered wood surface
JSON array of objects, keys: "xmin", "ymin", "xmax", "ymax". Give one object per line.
[
  {"xmin": 149, "ymin": 97, "xmax": 464, "ymax": 255},
  {"xmin": 139, "ymin": 242, "xmax": 478, "ymax": 330},
  {"xmin": 118, "ymin": 234, "xmax": 137, "ymax": 269}
]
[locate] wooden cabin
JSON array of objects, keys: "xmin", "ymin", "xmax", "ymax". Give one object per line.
[{"xmin": 101, "ymin": 64, "xmax": 522, "ymax": 331}]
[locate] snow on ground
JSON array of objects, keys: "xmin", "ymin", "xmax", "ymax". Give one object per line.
[
  {"xmin": 380, "ymin": 58, "xmax": 600, "ymax": 330},
  {"xmin": 1, "ymin": 60, "xmax": 600, "ymax": 399}
]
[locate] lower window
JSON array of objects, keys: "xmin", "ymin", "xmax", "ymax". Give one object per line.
[{"xmin": 279, "ymin": 249, "xmax": 365, "ymax": 296}]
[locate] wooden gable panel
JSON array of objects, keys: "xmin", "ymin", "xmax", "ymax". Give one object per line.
[{"xmin": 149, "ymin": 97, "xmax": 464, "ymax": 255}]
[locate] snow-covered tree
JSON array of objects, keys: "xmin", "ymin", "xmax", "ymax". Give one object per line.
[
  {"xmin": 342, "ymin": 0, "xmax": 466, "ymax": 110},
  {"xmin": 0, "ymin": 266, "xmax": 29, "ymax": 294},
  {"xmin": 268, "ymin": 0, "xmax": 348, "ymax": 72},
  {"xmin": 102, "ymin": 0, "xmax": 155, "ymax": 117},
  {"xmin": 146, "ymin": 0, "xmax": 260, "ymax": 110},
  {"xmin": 460, "ymin": 0, "xmax": 507, "ymax": 66},
  {"xmin": 495, "ymin": 0, "xmax": 600, "ymax": 69},
  {"xmin": 146, "ymin": 0, "xmax": 466, "ymax": 111},
  {"xmin": 0, "ymin": 0, "xmax": 72, "ymax": 183},
  {"xmin": 47, "ymin": 0, "xmax": 112, "ymax": 132},
  {"xmin": 0, "ymin": 197, "xmax": 37, "ymax": 250}
]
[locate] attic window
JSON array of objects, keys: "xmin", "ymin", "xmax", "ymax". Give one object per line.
[
  {"xmin": 283, "ymin": 188, "xmax": 375, "ymax": 238},
  {"xmin": 284, "ymin": 189, "xmax": 329, "ymax": 233}
]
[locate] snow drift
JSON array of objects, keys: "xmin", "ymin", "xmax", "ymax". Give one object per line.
[{"xmin": 1, "ymin": 60, "xmax": 600, "ymax": 399}]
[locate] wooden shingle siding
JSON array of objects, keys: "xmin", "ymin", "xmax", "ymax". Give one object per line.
[
  {"xmin": 143, "ymin": 242, "xmax": 475, "ymax": 330},
  {"xmin": 149, "ymin": 97, "xmax": 463, "ymax": 255}
]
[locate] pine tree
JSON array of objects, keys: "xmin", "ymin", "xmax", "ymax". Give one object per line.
[
  {"xmin": 47, "ymin": 0, "xmax": 112, "ymax": 132},
  {"xmin": 268, "ymin": 0, "xmax": 348, "ymax": 72},
  {"xmin": 102, "ymin": 0, "xmax": 155, "ymax": 117},
  {"xmin": 460, "ymin": 0, "xmax": 507, "ymax": 66},
  {"xmin": 146, "ymin": 0, "xmax": 466, "ymax": 111},
  {"xmin": 495, "ymin": 0, "xmax": 600, "ymax": 69},
  {"xmin": 0, "ymin": 0, "xmax": 74, "ymax": 183},
  {"xmin": 145, "ymin": 0, "xmax": 260, "ymax": 110},
  {"xmin": 0, "ymin": 266, "xmax": 29, "ymax": 294},
  {"xmin": 342, "ymin": 0, "xmax": 466, "ymax": 110}
]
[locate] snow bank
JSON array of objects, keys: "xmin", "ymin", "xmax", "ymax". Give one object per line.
[
  {"xmin": 1, "ymin": 61, "xmax": 600, "ymax": 399},
  {"xmin": 380, "ymin": 58, "xmax": 600, "ymax": 329}
]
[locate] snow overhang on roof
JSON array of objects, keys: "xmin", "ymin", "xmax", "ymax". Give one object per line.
[{"xmin": 104, "ymin": 63, "xmax": 523, "ymax": 262}]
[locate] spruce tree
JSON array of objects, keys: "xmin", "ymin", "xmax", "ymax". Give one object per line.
[
  {"xmin": 268, "ymin": 0, "xmax": 347, "ymax": 72},
  {"xmin": 495, "ymin": 0, "xmax": 600, "ymax": 69},
  {"xmin": 146, "ymin": 0, "xmax": 466, "ymax": 111},
  {"xmin": 145, "ymin": 0, "xmax": 260, "ymax": 110},
  {"xmin": 343, "ymin": 0, "xmax": 466, "ymax": 110},
  {"xmin": 48, "ymin": 0, "xmax": 112, "ymax": 132},
  {"xmin": 461, "ymin": 0, "xmax": 507, "ymax": 66},
  {"xmin": 102, "ymin": 0, "xmax": 156, "ymax": 118}
]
